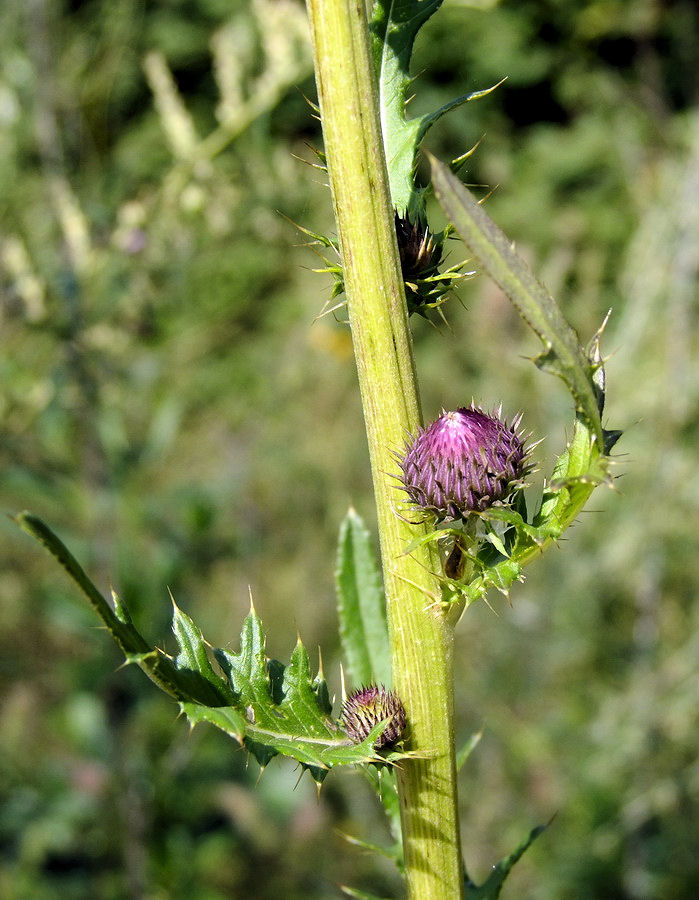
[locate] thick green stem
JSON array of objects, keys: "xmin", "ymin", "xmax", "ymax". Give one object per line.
[{"xmin": 306, "ymin": 2, "xmax": 464, "ymax": 896}]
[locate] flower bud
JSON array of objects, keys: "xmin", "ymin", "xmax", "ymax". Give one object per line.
[
  {"xmin": 395, "ymin": 212, "xmax": 443, "ymax": 281},
  {"xmin": 397, "ymin": 405, "xmax": 528, "ymax": 521},
  {"xmin": 341, "ymin": 685, "xmax": 407, "ymax": 749},
  {"xmin": 394, "ymin": 211, "xmax": 445, "ymax": 316}
]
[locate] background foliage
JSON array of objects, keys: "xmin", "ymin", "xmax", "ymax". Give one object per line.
[{"xmin": 1, "ymin": 0, "xmax": 697, "ymax": 897}]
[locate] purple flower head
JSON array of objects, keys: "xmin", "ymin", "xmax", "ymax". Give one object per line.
[
  {"xmin": 397, "ymin": 405, "xmax": 529, "ymax": 521},
  {"xmin": 341, "ymin": 685, "xmax": 407, "ymax": 749}
]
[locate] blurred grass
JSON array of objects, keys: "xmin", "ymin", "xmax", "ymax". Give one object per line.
[{"xmin": 1, "ymin": 0, "xmax": 698, "ymax": 897}]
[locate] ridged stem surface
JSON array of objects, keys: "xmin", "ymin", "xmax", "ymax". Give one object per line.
[{"xmin": 306, "ymin": 2, "xmax": 464, "ymax": 896}]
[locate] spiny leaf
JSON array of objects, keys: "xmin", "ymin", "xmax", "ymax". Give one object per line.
[
  {"xmin": 336, "ymin": 508, "xmax": 391, "ymax": 687},
  {"xmin": 465, "ymin": 820, "xmax": 550, "ymax": 898},
  {"xmin": 456, "ymin": 729, "xmax": 482, "ymax": 771},
  {"xmin": 15, "ymin": 512, "xmax": 196, "ymax": 701},
  {"xmin": 369, "ymin": 0, "xmax": 495, "ymax": 215},
  {"xmin": 15, "ymin": 513, "xmax": 413, "ymax": 782},
  {"xmin": 370, "ymin": 0, "xmax": 441, "ymax": 213},
  {"xmin": 415, "ymin": 82, "xmax": 504, "ymax": 156},
  {"xmin": 430, "ymin": 155, "xmax": 605, "ymax": 450},
  {"xmin": 181, "ymin": 703, "xmax": 247, "ymax": 744},
  {"xmin": 213, "ymin": 610, "xmax": 409, "ymax": 781},
  {"xmin": 171, "ymin": 601, "xmax": 237, "ymax": 706},
  {"xmin": 456, "ymin": 426, "xmax": 610, "ymax": 604},
  {"xmin": 15, "ymin": 513, "xmax": 147, "ymax": 652}
]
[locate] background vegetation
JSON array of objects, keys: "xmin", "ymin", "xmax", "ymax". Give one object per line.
[{"xmin": 1, "ymin": 0, "xmax": 697, "ymax": 897}]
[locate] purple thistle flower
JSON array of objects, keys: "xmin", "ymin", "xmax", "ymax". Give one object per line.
[
  {"xmin": 397, "ymin": 405, "xmax": 529, "ymax": 521},
  {"xmin": 341, "ymin": 685, "xmax": 407, "ymax": 749}
]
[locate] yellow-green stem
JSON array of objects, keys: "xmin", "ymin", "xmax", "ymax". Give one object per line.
[{"xmin": 305, "ymin": 1, "xmax": 464, "ymax": 896}]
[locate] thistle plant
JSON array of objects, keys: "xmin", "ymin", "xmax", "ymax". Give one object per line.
[{"xmin": 15, "ymin": 1, "xmax": 623, "ymax": 898}]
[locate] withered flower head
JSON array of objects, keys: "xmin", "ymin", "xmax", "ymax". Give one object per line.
[{"xmin": 341, "ymin": 685, "xmax": 407, "ymax": 749}]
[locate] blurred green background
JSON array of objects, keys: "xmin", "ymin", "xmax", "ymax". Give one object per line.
[{"xmin": 1, "ymin": 0, "xmax": 697, "ymax": 897}]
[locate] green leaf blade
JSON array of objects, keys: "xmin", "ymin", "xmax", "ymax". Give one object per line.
[
  {"xmin": 280, "ymin": 638, "xmax": 336, "ymax": 738},
  {"xmin": 215, "ymin": 610, "xmax": 279, "ymax": 728},
  {"xmin": 466, "ymin": 821, "xmax": 549, "ymax": 899},
  {"xmin": 17, "ymin": 513, "xmax": 414, "ymax": 781},
  {"xmin": 14, "ymin": 512, "xmax": 149, "ymax": 655},
  {"xmin": 14, "ymin": 512, "xmax": 225, "ymax": 703},
  {"xmin": 370, "ymin": 0, "xmax": 444, "ymax": 212},
  {"xmin": 335, "ymin": 508, "xmax": 391, "ymax": 687},
  {"xmin": 456, "ymin": 730, "xmax": 482, "ymax": 771},
  {"xmin": 181, "ymin": 702, "xmax": 247, "ymax": 744},
  {"xmin": 429, "ymin": 155, "xmax": 605, "ymax": 449},
  {"xmin": 171, "ymin": 602, "xmax": 237, "ymax": 706},
  {"xmin": 415, "ymin": 82, "xmax": 504, "ymax": 148}
]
